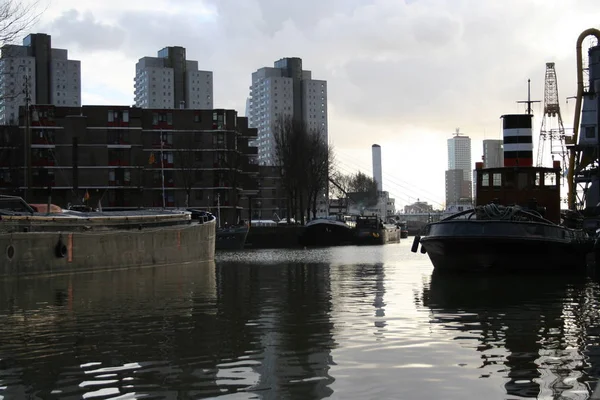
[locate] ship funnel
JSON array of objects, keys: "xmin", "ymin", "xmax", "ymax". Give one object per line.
[{"xmin": 501, "ymin": 114, "xmax": 533, "ymax": 167}]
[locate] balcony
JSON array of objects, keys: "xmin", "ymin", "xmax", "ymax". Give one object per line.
[
  {"xmin": 108, "ymin": 179, "xmax": 131, "ymax": 187},
  {"xmin": 108, "ymin": 160, "xmax": 130, "ymax": 167},
  {"xmin": 243, "ymin": 147, "xmax": 258, "ymax": 155}
]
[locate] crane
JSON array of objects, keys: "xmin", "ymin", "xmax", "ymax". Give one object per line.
[{"xmin": 536, "ymin": 63, "xmax": 567, "ymax": 173}]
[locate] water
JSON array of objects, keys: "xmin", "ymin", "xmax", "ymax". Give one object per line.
[{"xmin": 2, "ymin": 242, "xmax": 600, "ymax": 399}]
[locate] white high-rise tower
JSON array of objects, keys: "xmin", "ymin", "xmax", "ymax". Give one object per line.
[
  {"xmin": 0, "ymin": 33, "xmax": 81, "ymax": 125},
  {"xmin": 445, "ymin": 129, "xmax": 472, "ymax": 206},
  {"xmin": 134, "ymin": 46, "xmax": 213, "ymax": 110},
  {"xmin": 247, "ymin": 57, "xmax": 328, "ymax": 166}
]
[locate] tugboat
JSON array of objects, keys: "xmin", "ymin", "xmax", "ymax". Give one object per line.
[{"xmin": 411, "ymin": 111, "xmax": 593, "ymax": 271}]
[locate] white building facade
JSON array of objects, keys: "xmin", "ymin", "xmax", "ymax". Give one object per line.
[
  {"xmin": 247, "ymin": 57, "xmax": 328, "ymax": 166},
  {"xmin": 134, "ymin": 46, "xmax": 213, "ymax": 110},
  {"xmin": 0, "ymin": 33, "xmax": 80, "ymax": 125},
  {"xmin": 483, "ymin": 139, "xmax": 504, "ymax": 168},
  {"xmin": 446, "ymin": 132, "xmax": 472, "ymax": 206}
]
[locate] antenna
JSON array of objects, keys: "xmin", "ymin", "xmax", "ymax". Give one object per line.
[{"xmin": 516, "ymin": 79, "xmax": 541, "ymax": 115}]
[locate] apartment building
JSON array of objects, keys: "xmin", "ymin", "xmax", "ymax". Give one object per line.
[
  {"xmin": 0, "ymin": 106, "xmax": 258, "ymax": 224},
  {"xmin": 0, "ymin": 33, "xmax": 81, "ymax": 125},
  {"xmin": 247, "ymin": 57, "xmax": 328, "ymax": 166},
  {"xmin": 134, "ymin": 46, "xmax": 213, "ymax": 110}
]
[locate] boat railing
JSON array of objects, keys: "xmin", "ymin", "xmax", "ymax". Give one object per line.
[{"xmin": 440, "ymin": 204, "xmax": 557, "ymax": 225}]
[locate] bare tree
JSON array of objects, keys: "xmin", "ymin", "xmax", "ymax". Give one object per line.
[
  {"xmin": 273, "ymin": 114, "xmax": 333, "ymax": 223},
  {"xmin": 348, "ymin": 171, "xmax": 378, "ymax": 213},
  {"xmin": 329, "ymin": 170, "xmax": 350, "ymax": 199},
  {"xmin": 0, "ymin": 0, "xmax": 43, "ymax": 47},
  {"xmin": 273, "ymin": 114, "xmax": 302, "ymax": 223},
  {"xmin": 305, "ymin": 129, "xmax": 332, "ymax": 219}
]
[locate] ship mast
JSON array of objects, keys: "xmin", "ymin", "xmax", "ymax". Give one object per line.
[
  {"xmin": 516, "ymin": 79, "xmax": 541, "ymax": 115},
  {"xmin": 23, "ymin": 74, "xmax": 31, "ymax": 201}
]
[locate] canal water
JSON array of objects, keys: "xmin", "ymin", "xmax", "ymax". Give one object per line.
[{"xmin": 2, "ymin": 241, "xmax": 600, "ymax": 399}]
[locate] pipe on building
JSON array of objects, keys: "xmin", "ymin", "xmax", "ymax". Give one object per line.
[{"xmin": 568, "ymin": 28, "xmax": 600, "ymax": 210}]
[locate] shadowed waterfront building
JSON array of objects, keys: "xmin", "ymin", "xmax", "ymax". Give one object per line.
[
  {"xmin": 247, "ymin": 57, "xmax": 328, "ymax": 166},
  {"xmin": 0, "ymin": 106, "xmax": 258, "ymax": 224},
  {"xmin": 134, "ymin": 47, "xmax": 213, "ymax": 110},
  {"xmin": 0, "ymin": 33, "xmax": 81, "ymax": 125}
]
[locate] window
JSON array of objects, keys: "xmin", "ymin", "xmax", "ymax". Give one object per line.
[
  {"xmin": 586, "ymin": 126, "xmax": 596, "ymax": 139},
  {"xmin": 492, "ymin": 173, "xmax": 502, "ymax": 187},
  {"xmin": 481, "ymin": 173, "xmax": 489, "ymax": 187},
  {"xmin": 212, "ymin": 133, "xmax": 225, "ymax": 149}
]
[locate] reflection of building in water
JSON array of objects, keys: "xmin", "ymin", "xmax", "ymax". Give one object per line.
[
  {"xmin": 421, "ymin": 273, "xmax": 595, "ymax": 399},
  {"xmin": 216, "ymin": 262, "xmax": 335, "ymax": 398},
  {"xmin": 0, "ymin": 262, "xmax": 337, "ymax": 399}
]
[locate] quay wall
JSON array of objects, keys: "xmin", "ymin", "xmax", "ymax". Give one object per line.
[{"xmin": 0, "ymin": 219, "xmax": 216, "ymax": 278}]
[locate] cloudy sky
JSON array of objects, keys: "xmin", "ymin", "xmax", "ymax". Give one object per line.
[{"xmin": 26, "ymin": 0, "xmax": 600, "ymax": 208}]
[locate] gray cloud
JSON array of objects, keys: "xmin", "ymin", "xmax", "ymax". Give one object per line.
[
  {"xmin": 37, "ymin": 0, "xmax": 600, "ymax": 138},
  {"xmin": 42, "ymin": 9, "xmax": 126, "ymax": 52}
]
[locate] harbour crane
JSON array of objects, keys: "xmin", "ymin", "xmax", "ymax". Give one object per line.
[{"xmin": 536, "ymin": 63, "xmax": 567, "ymax": 171}]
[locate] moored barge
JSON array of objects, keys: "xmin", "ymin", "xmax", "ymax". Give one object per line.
[{"xmin": 1, "ymin": 195, "xmax": 216, "ymax": 278}]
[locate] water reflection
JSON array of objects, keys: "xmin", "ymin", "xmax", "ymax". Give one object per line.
[
  {"xmin": 0, "ymin": 259, "xmax": 338, "ymax": 399},
  {"xmin": 422, "ymin": 272, "xmax": 600, "ymax": 399},
  {"xmin": 215, "ymin": 261, "xmax": 335, "ymax": 398},
  {"xmin": 6, "ymin": 243, "xmax": 600, "ymax": 399}
]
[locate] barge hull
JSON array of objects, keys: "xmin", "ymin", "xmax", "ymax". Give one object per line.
[{"xmin": 1, "ymin": 220, "xmax": 216, "ymax": 278}]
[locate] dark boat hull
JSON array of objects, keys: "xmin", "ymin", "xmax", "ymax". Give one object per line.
[
  {"xmin": 216, "ymin": 225, "xmax": 249, "ymax": 250},
  {"xmin": 418, "ymin": 220, "xmax": 592, "ymax": 272},
  {"xmin": 299, "ymin": 222, "xmax": 354, "ymax": 247}
]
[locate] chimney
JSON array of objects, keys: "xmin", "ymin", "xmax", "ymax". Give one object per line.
[{"xmin": 372, "ymin": 144, "xmax": 383, "ymax": 192}]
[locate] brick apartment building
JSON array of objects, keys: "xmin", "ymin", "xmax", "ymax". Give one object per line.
[{"xmin": 0, "ymin": 105, "xmax": 260, "ymax": 224}]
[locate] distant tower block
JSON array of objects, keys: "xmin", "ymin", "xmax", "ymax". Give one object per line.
[
  {"xmin": 372, "ymin": 144, "xmax": 383, "ymax": 191},
  {"xmin": 502, "ymin": 114, "xmax": 533, "ymax": 167}
]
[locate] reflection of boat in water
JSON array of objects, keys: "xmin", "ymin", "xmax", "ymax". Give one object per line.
[
  {"xmin": 412, "ymin": 109, "xmax": 592, "ymax": 271},
  {"xmin": 0, "ymin": 195, "xmax": 216, "ymax": 277},
  {"xmin": 354, "ymin": 216, "xmax": 400, "ymax": 245},
  {"xmin": 422, "ymin": 271, "xmax": 593, "ymax": 399},
  {"xmin": 299, "ymin": 217, "xmax": 354, "ymax": 247},
  {"xmin": 216, "ymin": 223, "xmax": 249, "ymax": 250}
]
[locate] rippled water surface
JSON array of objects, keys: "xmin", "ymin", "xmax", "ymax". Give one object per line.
[{"xmin": 2, "ymin": 242, "xmax": 600, "ymax": 399}]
